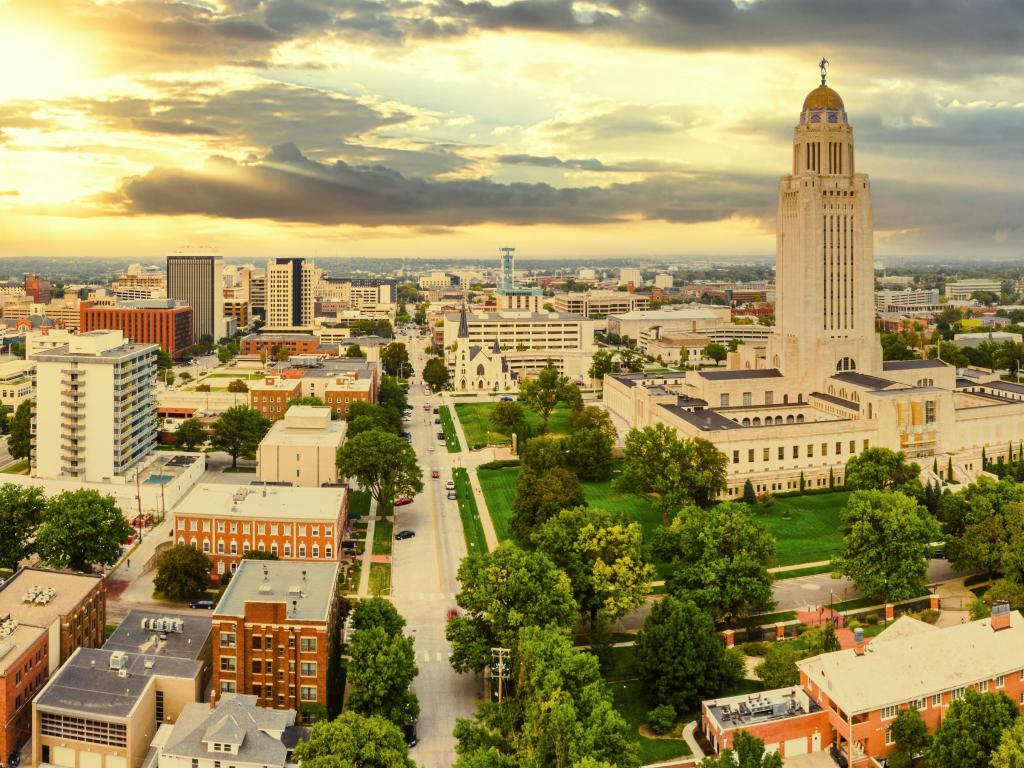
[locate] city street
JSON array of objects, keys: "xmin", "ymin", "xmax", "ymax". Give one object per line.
[{"xmin": 390, "ymin": 330, "xmax": 478, "ymax": 768}]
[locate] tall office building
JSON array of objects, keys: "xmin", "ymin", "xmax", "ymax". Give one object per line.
[
  {"xmin": 167, "ymin": 253, "xmax": 226, "ymax": 342},
  {"xmin": 24, "ymin": 275, "xmax": 51, "ymax": 304},
  {"xmin": 31, "ymin": 330, "xmax": 157, "ymax": 482},
  {"xmin": 266, "ymin": 258, "xmax": 317, "ymax": 329}
]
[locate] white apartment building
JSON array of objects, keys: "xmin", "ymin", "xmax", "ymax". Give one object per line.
[
  {"xmin": 167, "ymin": 254, "xmax": 226, "ymax": 341},
  {"xmin": 874, "ymin": 289, "xmax": 942, "ymax": 314},
  {"xmin": 31, "ymin": 330, "xmax": 157, "ymax": 482},
  {"xmin": 266, "ymin": 259, "xmax": 318, "ymax": 330},
  {"xmin": 442, "ymin": 310, "xmax": 596, "ymax": 354},
  {"xmin": 419, "ymin": 271, "xmax": 460, "ymax": 289},
  {"xmin": 0, "ymin": 359, "xmax": 34, "ymax": 411},
  {"xmin": 618, "ymin": 268, "xmax": 642, "ymax": 287},
  {"xmin": 553, "ymin": 290, "xmax": 650, "ymax": 316},
  {"xmin": 944, "ymin": 279, "xmax": 1001, "ymax": 301}
]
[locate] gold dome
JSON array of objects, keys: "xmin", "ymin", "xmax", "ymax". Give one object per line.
[{"xmin": 802, "ymin": 85, "xmax": 844, "ymax": 110}]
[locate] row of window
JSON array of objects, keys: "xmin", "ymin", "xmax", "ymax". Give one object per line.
[
  {"xmin": 219, "ymin": 680, "xmax": 317, "ymax": 701},
  {"xmin": 220, "ymin": 656, "xmax": 318, "ymax": 676},
  {"xmin": 732, "ymin": 440, "xmax": 870, "ymax": 465},
  {"xmin": 220, "ymin": 632, "xmax": 316, "ymax": 652},
  {"xmin": 882, "ymin": 672, "xmax": 1020, "ymax": 724},
  {"xmin": 186, "ymin": 538, "xmax": 333, "ymax": 559},
  {"xmin": 180, "ymin": 519, "xmax": 334, "ymax": 537}
]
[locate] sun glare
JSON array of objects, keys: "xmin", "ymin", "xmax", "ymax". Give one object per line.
[{"xmin": 0, "ymin": 10, "xmax": 90, "ymax": 99}]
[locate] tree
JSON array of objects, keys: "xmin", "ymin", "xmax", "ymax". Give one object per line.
[
  {"xmin": 518, "ymin": 362, "xmax": 580, "ymax": 431},
  {"xmin": 381, "ymin": 342, "xmax": 411, "ymax": 377},
  {"xmin": 176, "ymin": 418, "xmax": 207, "ymax": 450},
  {"xmin": 655, "ymin": 502, "xmax": 776, "ymax": 622},
  {"xmin": 153, "ymin": 545, "xmax": 211, "ymax": 600},
  {"xmin": 519, "ymin": 435, "xmax": 567, "ymax": 474},
  {"xmin": 742, "ymin": 479, "xmax": 756, "ymax": 504},
  {"xmin": 929, "ymin": 689, "xmax": 1019, "ymax": 768},
  {"xmin": 345, "ymin": 343, "xmax": 367, "ymax": 359},
  {"xmin": 446, "ymin": 543, "xmax": 577, "ymax": 674},
  {"xmin": 347, "ymin": 403, "xmax": 402, "ymax": 437},
  {"xmin": 226, "ymin": 378, "xmax": 248, "ymax": 393},
  {"xmin": 422, "ymin": 357, "xmax": 449, "ymax": 390},
  {"xmin": 179, "ymin": 371, "xmax": 192, "ymax": 383},
  {"xmin": 8, "ymin": 400, "xmax": 32, "ymax": 464},
  {"xmin": 211, "ymin": 406, "xmax": 271, "ymax": 468},
  {"xmin": 242, "ymin": 550, "xmax": 279, "ymax": 560},
  {"xmin": 831, "ymin": 490, "xmax": 940, "ymax": 602},
  {"xmin": 217, "ymin": 346, "xmax": 232, "ymax": 364},
  {"xmin": 634, "ymin": 597, "xmax": 727, "ymax": 711},
  {"xmin": 564, "ymin": 427, "xmax": 614, "ymax": 481},
  {"xmin": 351, "ymin": 597, "xmax": 406, "ymax": 636},
  {"xmin": 293, "ymin": 711, "xmax": 416, "ymax": 768},
  {"xmin": 533, "ymin": 506, "xmax": 654, "ymax": 627},
  {"xmin": 35, "ymin": 490, "xmax": 132, "ymax": 572},
  {"xmin": 490, "ymin": 400, "xmax": 524, "ymax": 430},
  {"xmin": 287, "ymin": 395, "xmax": 326, "ymax": 410},
  {"xmin": 347, "ymin": 626, "xmax": 419, "ymax": 726},
  {"xmin": 378, "ymin": 375, "xmax": 409, "ymax": 412},
  {"xmin": 754, "ymin": 643, "xmax": 801, "ymax": 688},
  {"xmin": 567, "ymin": 406, "xmax": 617, "ymax": 441},
  {"xmin": 272, "ymin": 344, "xmax": 290, "ymax": 362},
  {"xmin": 588, "ymin": 349, "xmax": 620, "ymax": 380},
  {"xmin": 843, "ymin": 447, "xmax": 922, "ymax": 496},
  {"xmin": 703, "ymin": 342, "xmax": 728, "ymax": 364},
  {"xmin": 699, "ymin": 731, "xmax": 783, "ymax": 768},
  {"xmin": 0, "ymin": 484, "xmax": 46, "ymax": 570},
  {"xmin": 156, "ymin": 348, "xmax": 173, "ymax": 369},
  {"xmin": 618, "ymin": 424, "xmax": 727, "ymax": 523},
  {"xmin": 163, "ymin": 369, "xmax": 177, "ymax": 387},
  {"xmin": 336, "ymin": 430, "xmax": 423, "ymax": 514},
  {"xmin": 889, "ymin": 707, "xmax": 930, "ymax": 765},
  {"xmin": 511, "ymin": 466, "xmax": 584, "ymax": 540},
  {"xmin": 938, "ymin": 479, "xmax": 1024, "ymax": 578},
  {"xmin": 992, "ymin": 718, "xmax": 1024, "ymax": 768}
]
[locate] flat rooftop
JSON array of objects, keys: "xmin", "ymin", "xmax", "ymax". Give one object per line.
[
  {"xmin": 608, "ymin": 308, "xmax": 729, "ymax": 321},
  {"xmin": 882, "ymin": 359, "xmax": 949, "ymax": 372},
  {"xmin": 175, "ymin": 483, "xmax": 345, "ymax": 521},
  {"xmin": 443, "ymin": 311, "xmax": 587, "ymax": 323},
  {"xmin": 104, "ymin": 610, "xmax": 211, "ymax": 661},
  {"xmin": 0, "ymin": 568, "xmax": 102, "ymax": 629},
  {"xmin": 0, "ymin": 623, "xmax": 47, "ymax": 673},
  {"xmin": 799, "ymin": 611, "xmax": 1024, "ymax": 714},
  {"xmin": 607, "ymin": 371, "xmax": 689, "ymax": 388},
  {"xmin": 705, "ymin": 686, "xmax": 818, "ymax": 732},
  {"xmin": 262, "ymin": 409, "xmax": 346, "ymax": 447},
  {"xmin": 35, "ymin": 647, "xmax": 202, "ymax": 718},
  {"xmin": 699, "ymin": 368, "xmax": 783, "ymax": 381},
  {"xmin": 214, "ymin": 561, "xmax": 339, "ymax": 623}
]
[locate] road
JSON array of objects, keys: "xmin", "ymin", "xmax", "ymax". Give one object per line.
[{"xmin": 390, "ymin": 330, "xmax": 478, "ymax": 767}]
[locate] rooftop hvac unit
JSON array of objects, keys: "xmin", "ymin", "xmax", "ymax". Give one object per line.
[
  {"xmin": 0, "ymin": 617, "xmax": 18, "ymax": 639},
  {"xmin": 35, "ymin": 587, "xmax": 57, "ymax": 605},
  {"xmin": 142, "ymin": 617, "xmax": 185, "ymax": 634},
  {"xmin": 109, "ymin": 650, "xmax": 128, "ymax": 670},
  {"xmin": 257, "ymin": 583, "xmax": 272, "ymax": 594},
  {"xmin": 287, "ymin": 585, "xmax": 302, "ymax": 596}
]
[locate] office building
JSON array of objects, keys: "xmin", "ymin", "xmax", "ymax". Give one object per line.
[
  {"xmin": 419, "ymin": 271, "xmax": 461, "ymax": 289},
  {"xmin": 257, "ymin": 406, "xmax": 346, "ymax": 487},
  {"xmin": 296, "ymin": 360, "xmax": 378, "ymax": 412},
  {"xmin": 318, "ymin": 278, "xmax": 396, "ymax": 310},
  {"xmin": 552, "ymin": 290, "xmax": 650, "ymax": 316},
  {"xmin": 80, "ymin": 300, "xmax": 194, "ymax": 357},
  {"xmin": 31, "ymin": 330, "xmax": 158, "ymax": 482},
  {"xmin": 24, "ymin": 275, "xmax": 51, "ymax": 304},
  {"xmin": 266, "ymin": 259, "xmax": 317, "ymax": 330},
  {"xmin": 224, "ymin": 300, "xmax": 249, "ymax": 328},
  {"xmin": 33, "ymin": 610, "xmax": 212, "ymax": 768},
  {"xmin": 702, "ymin": 608, "xmax": 1024, "ymax": 765},
  {"xmin": 113, "ymin": 265, "xmax": 167, "ymax": 301},
  {"xmin": 167, "ymin": 254, "xmax": 226, "ymax": 342},
  {"xmin": 42, "ymin": 297, "xmax": 84, "ymax": 331},
  {"xmin": 156, "ymin": 694, "xmax": 304, "ymax": 768},
  {"xmin": 174, "ymin": 484, "xmax": 346, "ymax": 578},
  {"xmin": 874, "ymin": 289, "xmax": 942, "ymax": 314},
  {"xmin": 0, "ymin": 359, "xmax": 34, "ymax": 410},
  {"xmin": 618, "ymin": 267, "xmax": 642, "ymax": 287},
  {"xmin": 654, "ymin": 273, "xmax": 673, "ymax": 289},
  {"xmin": 944, "ymin": 278, "xmax": 1001, "ymax": 301},
  {"xmin": 0, "ymin": 568, "xmax": 106, "ymax": 760},
  {"xmin": 442, "ymin": 309, "xmax": 596, "ymax": 355},
  {"xmin": 240, "ymin": 334, "xmax": 322, "ymax": 358},
  {"xmin": 210, "ymin": 561, "xmax": 339, "ymax": 718},
  {"xmin": 249, "ymin": 274, "xmax": 266, "ymax": 320}
]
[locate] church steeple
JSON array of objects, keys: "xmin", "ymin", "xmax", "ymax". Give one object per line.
[{"xmin": 457, "ymin": 304, "xmax": 469, "ymax": 339}]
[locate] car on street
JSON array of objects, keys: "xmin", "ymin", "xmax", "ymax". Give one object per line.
[
  {"xmin": 393, "ymin": 497, "xmax": 413, "ymax": 506},
  {"xmin": 445, "ymin": 480, "xmax": 455, "ymax": 490},
  {"xmin": 932, "ymin": 550, "xmax": 946, "ymax": 559},
  {"xmin": 423, "ymin": 404, "xmax": 431, "ymax": 411},
  {"xmin": 437, "ymin": 431, "xmax": 445, "ymax": 440},
  {"xmin": 434, "ymin": 417, "xmax": 441, "ymax": 424},
  {"xmin": 9, "ymin": 751, "xmax": 21, "ymax": 768},
  {"xmin": 431, "ymin": 470, "xmax": 440, "ymax": 478},
  {"xmin": 500, "ymin": 395, "xmax": 514, "ymax": 401},
  {"xmin": 189, "ymin": 599, "xmax": 215, "ymax": 610},
  {"xmin": 447, "ymin": 492, "xmax": 457, "ymax": 500},
  {"xmin": 395, "ymin": 530, "xmax": 416, "ymax": 540},
  {"xmin": 403, "ymin": 720, "xmax": 418, "ymax": 748},
  {"xmin": 400, "ymin": 431, "xmax": 412, "ymax": 438},
  {"xmin": 432, "ymin": 407, "xmax": 439, "ymax": 414}
]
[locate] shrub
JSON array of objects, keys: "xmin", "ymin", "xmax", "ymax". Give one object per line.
[
  {"xmin": 477, "ymin": 459, "xmax": 521, "ymax": 470},
  {"xmin": 847, "ymin": 619, "xmax": 862, "ymax": 630},
  {"xmin": 864, "ymin": 612, "xmax": 879, "ymax": 626},
  {"xmin": 195, "ymin": 384, "xmax": 211, "ymax": 392},
  {"xmin": 741, "ymin": 641, "xmax": 769, "ymax": 657},
  {"xmin": 914, "ymin": 608, "xmax": 940, "ymax": 624},
  {"xmin": 647, "ymin": 704, "xmax": 676, "ymax": 735}
]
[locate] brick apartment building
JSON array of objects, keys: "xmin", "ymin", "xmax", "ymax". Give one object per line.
[
  {"xmin": 80, "ymin": 299, "xmax": 194, "ymax": 357},
  {"xmin": 174, "ymin": 483, "xmax": 347, "ymax": 580},
  {"xmin": 211, "ymin": 561, "xmax": 339, "ymax": 721},
  {"xmin": 249, "ymin": 375, "xmax": 303, "ymax": 421},
  {"xmin": 0, "ymin": 568, "xmax": 106, "ymax": 761},
  {"xmin": 240, "ymin": 334, "xmax": 322, "ymax": 357},
  {"xmin": 702, "ymin": 606, "xmax": 1024, "ymax": 765}
]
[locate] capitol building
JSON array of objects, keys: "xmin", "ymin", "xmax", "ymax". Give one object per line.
[{"xmin": 606, "ymin": 70, "xmax": 1024, "ymax": 498}]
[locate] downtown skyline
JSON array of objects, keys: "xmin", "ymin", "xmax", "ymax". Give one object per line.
[{"xmin": 1, "ymin": 0, "xmax": 1023, "ymax": 260}]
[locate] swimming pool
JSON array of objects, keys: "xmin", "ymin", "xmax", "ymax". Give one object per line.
[{"xmin": 144, "ymin": 474, "xmax": 174, "ymax": 484}]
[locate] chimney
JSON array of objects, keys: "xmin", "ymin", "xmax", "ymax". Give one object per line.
[
  {"xmin": 992, "ymin": 600, "xmax": 1012, "ymax": 631},
  {"xmin": 853, "ymin": 627, "xmax": 865, "ymax": 656}
]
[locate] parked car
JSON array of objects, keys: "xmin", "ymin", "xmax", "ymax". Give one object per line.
[
  {"xmin": 447, "ymin": 492, "xmax": 457, "ymax": 500},
  {"xmin": 434, "ymin": 417, "xmax": 441, "ymax": 424},
  {"xmin": 445, "ymin": 480, "xmax": 455, "ymax": 490},
  {"xmin": 423, "ymin": 404, "xmax": 431, "ymax": 411},
  {"xmin": 500, "ymin": 395, "xmax": 514, "ymax": 401},
  {"xmin": 403, "ymin": 720, "xmax": 418, "ymax": 748},
  {"xmin": 437, "ymin": 431, "xmax": 445, "ymax": 440},
  {"xmin": 432, "ymin": 407, "xmax": 439, "ymax": 414},
  {"xmin": 395, "ymin": 530, "xmax": 416, "ymax": 541},
  {"xmin": 932, "ymin": 550, "xmax": 946, "ymax": 559},
  {"xmin": 431, "ymin": 470, "xmax": 440, "ymax": 478},
  {"xmin": 9, "ymin": 751, "xmax": 21, "ymax": 768},
  {"xmin": 393, "ymin": 497, "xmax": 413, "ymax": 507},
  {"xmin": 189, "ymin": 599, "xmax": 215, "ymax": 610}
]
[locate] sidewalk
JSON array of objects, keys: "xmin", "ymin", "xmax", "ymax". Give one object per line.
[
  {"xmin": 444, "ymin": 395, "xmax": 499, "ymax": 551},
  {"xmin": 357, "ymin": 499, "xmax": 378, "ymax": 597}
]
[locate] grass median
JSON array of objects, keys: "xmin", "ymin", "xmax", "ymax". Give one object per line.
[
  {"xmin": 438, "ymin": 405, "xmax": 462, "ymax": 453},
  {"xmin": 453, "ymin": 467, "xmax": 488, "ymax": 555}
]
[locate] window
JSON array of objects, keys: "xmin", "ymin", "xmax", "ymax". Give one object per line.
[
  {"xmin": 301, "ymin": 638, "xmax": 317, "ymax": 652},
  {"xmin": 301, "ymin": 662, "xmax": 317, "ymax": 677},
  {"xmin": 821, "ymin": 443, "xmax": 827, "ymax": 456},
  {"xmin": 748, "ymin": 449, "xmax": 754, "ymax": 463},
  {"xmin": 220, "ymin": 681, "xmax": 236, "ymax": 693},
  {"xmin": 312, "ymin": 545, "xmax": 319, "ymax": 558},
  {"xmin": 742, "ymin": 392, "xmax": 752, "ymax": 407},
  {"xmin": 298, "ymin": 545, "xmax": 306, "ymax": 558},
  {"xmin": 289, "ymin": 636, "xmax": 295, "ymax": 649},
  {"xmin": 763, "ymin": 448, "xmax": 770, "ymax": 461},
  {"xmin": 220, "ymin": 632, "xmax": 236, "ymax": 648},
  {"xmin": 849, "ymin": 440, "xmax": 856, "ymax": 453},
  {"xmin": 925, "ymin": 400, "xmax": 936, "ymax": 424},
  {"xmin": 951, "ymin": 687, "xmax": 965, "ymax": 701},
  {"xmin": 203, "ymin": 540, "xmax": 211, "ymax": 553},
  {"xmin": 229, "ymin": 542, "xmax": 237, "ymax": 555},
  {"xmin": 299, "ymin": 525, "xmax": 307, "ymax": 536},
  {"xmin": 229, "ymin": 522, "xmax": 237, "ymax": 533},
  {"xmin": 733, "ymin": 450, "xmax": 740, "ymax": 464},
  {"xmin": 863, "ymin": 439, "xmax": 870, "ymax": 450},
  {"xmin": 265, "ymin": 661, "xmax": 273, "ymax": 675},
  {"xmin": 932, "ymin": 693, "xmax": 941, "ymax": 707},
  {"xmin": 243, "ymin": 523, "xmax": 250, "ymax": 534},
  {"xmin": 835, "ymin": 442, "xmax": 842, "ymax": 455},
  {"xmin": 258, "ymin": 524, "xmax": 265, "ymax": 534},
  {"xmin": 217, "ymin": 541, "xmax": 225, "ymax": 554},
  {"xmin": 765, "ymin": 391, "xmax": 774, "ymax": 405},
  {"xmin": 253, "ymin": 636, "xmax": 262, "ymax": 650},
  {"xmin": 270, "ymin": 524, "xmax": 279, "ymax": 535},
  {"xmin": 325, "ymin": 546, "xmax": 332, "ymax": 559},
  {"xmin": 997, "ymin": 675, "xmax": 1005, "ymax": 688},
  {"xmin": 720, "ymin": 394, "xmax": 730, "ymax": 407},
  {"xmin": 252, "ymin": 684, "xmax": 261, "ymax": 697},
  {"xmin": 978, "ymin": 680, "xmax": 988, "ymax": 692},
  {"xmin": 881, "ymin": 704, "xmax": 898, "ymax": 720},
  {"xmin": 793, "ymin": 446, "xmax": 799, "ymax": 458},
  {"xmin": 252, "ymin": 660, "xmax": 262, "ymax": 674},
  {"xmin": 220, "ymin": 656, "xmax": 236, "ymax": 672},
  {"xmin": 217, "ymin": 521, "xmax": 225, "ymax": 532},
  {"xmin": 301, "ymin": 686, "xmax": 317, "ymax": 701},
  {"xmin": 912, "ymin": 698, "xmax": 926, "ymax": 710},
  {"xmin": 885, "ymin": 727, "xmax": 895, "ymax": 746},
  {"xmin": 283, "ymin": 544, "xmax": 291, "ymax": 557},
  {"xmin": 807, "ymin": 444, "xmax": 814, "ymax": 457},
  {"xmin": 325, "ymin": 527, "xmax": 332, "ymax": 537}
]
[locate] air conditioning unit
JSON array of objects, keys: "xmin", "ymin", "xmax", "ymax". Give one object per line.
[{"xmin": 109, "ymin": 651, "xmax": 128, "ymax": 670}]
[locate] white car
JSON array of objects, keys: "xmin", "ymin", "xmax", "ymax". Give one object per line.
[{"xmin": 445, "ymin": 480, "xmax": 455, "ymax": 490}]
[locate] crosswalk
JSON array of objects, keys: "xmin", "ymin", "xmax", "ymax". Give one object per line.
[
  {"xmin": 419, "ymin": 651, "xmax": 447, "ymax": 663},
  {"xmin": 395, "ymin": 591, "xmax": 457, "ymax": 602}
]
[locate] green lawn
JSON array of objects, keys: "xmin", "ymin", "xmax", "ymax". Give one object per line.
[
  {"xmin": 1, "ymin": 459, "xmax": 28, "ymax": 474},
  {"xmin": 455, "ymin": 402, "xmax": 574, "ymax": 447},
  {"xmin": 477, "ymin": 463, "xmax": 669, "ymax": 577},
  {"xmin": 453, "ymin": 468, "xmax": 488, "ymax": 555},
  {"xmin": 372, "ymin": 519, "xmax": 393, "ymax": 556},
  {"xmin": 773, "ymin": 562, "xmax": 834, "ymax": 580},
  {"xmin": 751, "ymin": 492, "xmax": 849, "ymax": 566},
  {"xmin": 206, "ymin": 372, "xmax": 263, "ymax": 380},
  {"xmin": 349, "ymin": 490, "xmax": 372, "ymax": 518},
  {"xmin": 438, "ymin": 405, "xmax": 462, "ymax": 453},
  {"xmin": 368, "ymin": 563, "xmax": 391, "ymax": 596}
]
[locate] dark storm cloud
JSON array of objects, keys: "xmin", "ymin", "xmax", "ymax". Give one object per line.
[{"xmin": 104, "ymin": 142, "xmax": 775, "ymax": 227}]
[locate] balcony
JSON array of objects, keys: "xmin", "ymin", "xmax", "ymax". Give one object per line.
[{"xmin": 61, "ymin": 399, "xmax": 86, "ymax": 411}]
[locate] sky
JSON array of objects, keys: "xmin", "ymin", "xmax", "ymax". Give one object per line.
[{"xmin": 0, "ymin": 0, "xmax": 1023, "ymax": 261}]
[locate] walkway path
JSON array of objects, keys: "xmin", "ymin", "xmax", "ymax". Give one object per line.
[
  {"xmin": 681, "ymin": 721, "xmax": 705, "ymax": 762},
  {"xmin": 357, "ymin": 500, "xmax": 378, "ymax": 597},
  {"xmin": 935, "ymin": 577, "xmax": 976, "ymax": 627},
  {"xmin": 444, "ymin": 395, "xmax": 499, "ymax": 551}
]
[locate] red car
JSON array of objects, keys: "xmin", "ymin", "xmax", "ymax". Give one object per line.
[
  {"xmin": 431, "ymin": 470, "xmax": 440, "ymax": 479},
  {"xmin": 393, "ymin": 497, "xmax": 413, "ymax": 507}
]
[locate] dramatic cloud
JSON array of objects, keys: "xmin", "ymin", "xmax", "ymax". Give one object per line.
[{"xmin": 105, "ymin": 142, "xmax": 775, "ymax": 227}]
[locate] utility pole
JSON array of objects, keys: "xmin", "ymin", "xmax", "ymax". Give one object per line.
[
  {"xmin": 135, "ymin": 466, "xmax": 143, "ymax": 542},
  {"xmin": 491, "ymin": 647, "xmax": 510, "ymax": 703}
]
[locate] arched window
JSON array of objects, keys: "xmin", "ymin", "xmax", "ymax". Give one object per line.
[
  {"xmin": 299, "ymin": 545, "xmax": 306, "ymax": 558},
  {"xmin": 836, "ymin": 357, "xmax": 856, "ymax": 372},
  {"xmin": 775, "ymin": 416, "xmax": 783, "ymax": 425},
  {"xmin": 752, "ymin": 417, "xmax": 761, "ymax": 426},
  {"xmin": 741, "ymin": 418, "xmax": 751, "ymax": 427},
  {"xmin": 796, "ymin": 414, "xmax": 805, "ymax": 423},
  {"xmin": 271, "ymin": 544, "xmax": 278, "ymax": 556},
  {"xmin": 476, "ymin": 364, "xmax": 485, "ymax": 376},
  {"xmin": 786, "ymin": 415, "xmax": 795, "ymax": 424}
]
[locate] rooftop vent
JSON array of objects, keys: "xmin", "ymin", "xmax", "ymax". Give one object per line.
[
  {"xmin": 22, "ymin": 585, "xmax": 57, "ymax": 605},
  {"xmin": 287, "ymin": 585, "xmax": 302, "ymax": 596},
  {"xmin": 109, "ymin": 650, "xmax": 128, "ymax": 670},
  {"xmin": 0, "ymin": 617, "xmax": 19, "ymax": 639},
  {"xmin": 257, "ymin": 583, "xmax": 272, "ymax": 594},
  {"xmin": 141, "ymin": 616, "xmax": 184, "ymax": 634}
]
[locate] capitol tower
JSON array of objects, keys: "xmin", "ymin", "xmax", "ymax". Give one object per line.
[{"xmin": 766, "ymin": 61, "xmax": 882, "ymax": 387}]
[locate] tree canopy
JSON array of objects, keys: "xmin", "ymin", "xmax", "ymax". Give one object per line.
[
  {"xmin": 176, "ymin": 418, "xmax": 207, "ymax": 450},
  {"xmin": 154, "ymin": 545, "xmax": 211, "ymax": 600},
  {"xmin": 490, "ymin": 400, "xmax": 524, "ymax": 429},
  {"xmin": 938, "ymin": 477, "xmax": 1024, "ymax": 578},
  {"xmin": 991, "ymin": 718, "xmax": 1024, "ymax": 768},
  {"xmin": 564, "ymin": 428, "xmax": 614, "ymax": 481},
  {"xmin": 336, "ymin": 429, "xmax": 423, "ymax": 512},
  {"xmin": 211, "ymin": 405, "xmax": 271, "ymax": 468},
  {"xmin": 347, "ymin": 401, "xmax": 402, "ymax": 436},
  {"xmin": 293, "ymin": 712, "xmax": 416, "ymax": 768},
  {"xmin": 347, "ymin": 626, "xmax": 419, "ymax": 726},
  {"xmin": 567, "ymin": 406, "xmax": 617, "ymax": 441},
  {"xmin": 511, "ymin": 466, "xmax": 585, "ymax": 540},
  {"xmin": 35, "ymin": 490, "xmax": 132, "ymax": 572},
  {"xmin": 929, "ymin": 689, "xmax": 1019, "ymax": 768},
  {"xmin": 518, "ymin": 363, "xmax": 581, "ymax": 431},
  {"xmin": 831, "ymin": 490, "xmax": 940, "ymax": 602},
  {"xmin": 698, "ymin": 731, "xmax": 782, "ymax": 768},
  {"xmin": 844, "ymin": 447, "xmax": 922, "ymax": 496},
  {"xmin": 8, "ymin": 400, "xmax": 32, "ymax": 464},
  {"xmin": 0, "ymin": 484, "xmax": 46, "ymax": 570},
  {"xmin": 422, "ymin": 357, "xmax": 450, "ymax": 391},
  {"xmin": 381, "ymin": 342, "xmax": 412, "ymax": 377}
]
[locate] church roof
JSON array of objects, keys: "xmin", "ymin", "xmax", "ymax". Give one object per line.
[{"xmin": 803, "ymin": 85, "xmax": 844, "ymax": 110}]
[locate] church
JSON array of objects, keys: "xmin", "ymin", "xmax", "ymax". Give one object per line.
[{"xmin": 605, "ymin": 66, "xmax": 1024, "ymax": 499}]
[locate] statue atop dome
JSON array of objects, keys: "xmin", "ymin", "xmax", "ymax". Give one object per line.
[{"xmin": 819, "ymin": 57, "xmax": 829, "ymax": 86}]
